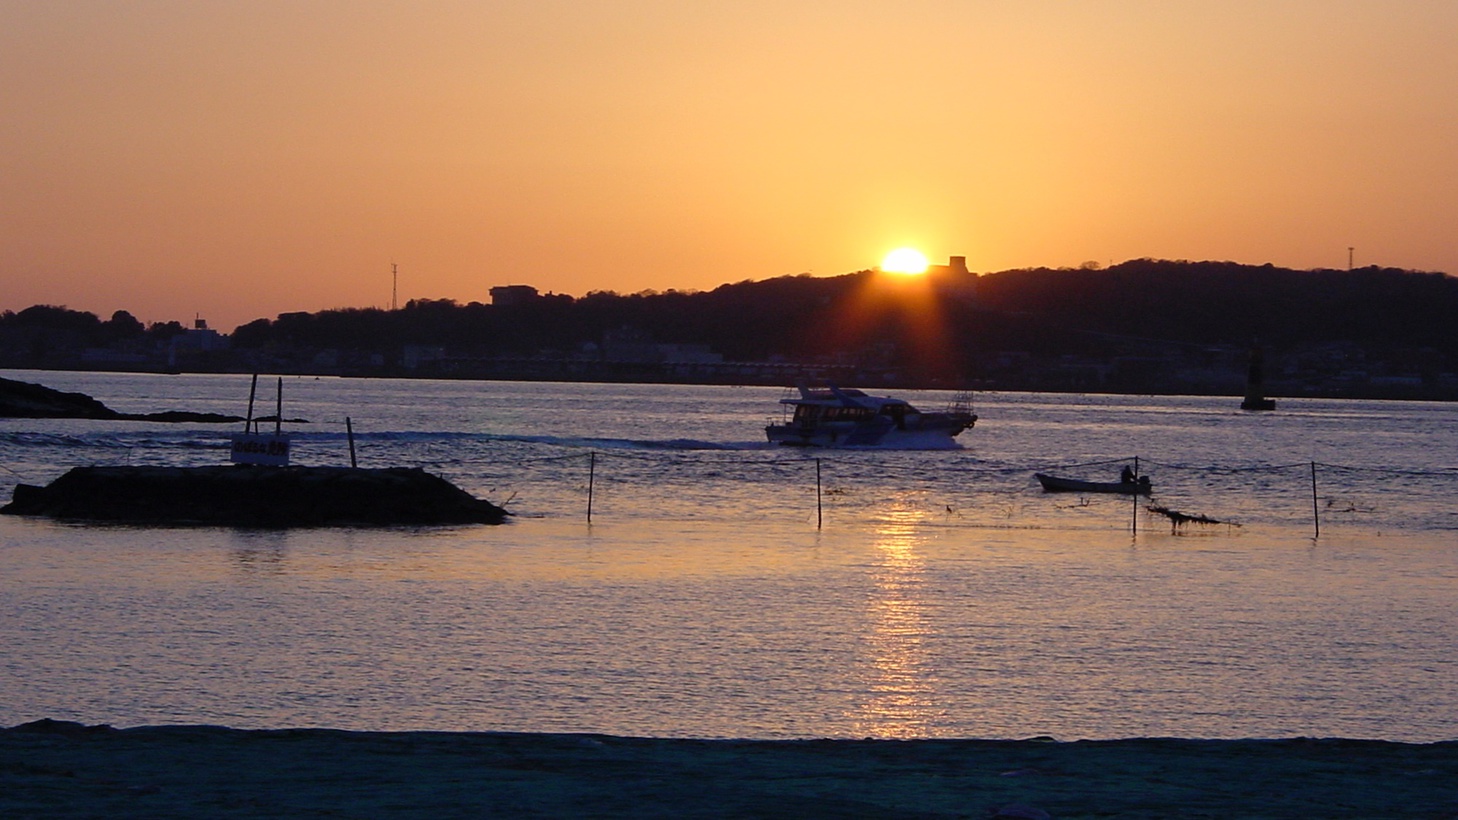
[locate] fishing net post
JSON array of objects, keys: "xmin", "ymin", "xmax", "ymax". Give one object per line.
[
  {"xmin": 1311, "ymin": 461, "xmax": 1320, "ymax": 539},
  {"xmin": 816, "ymin": 458, "xmax": 823, "ymax": 530},
  {"xmin": 587, "ymin": 451, "xmax": 596, "ymax": 523}
]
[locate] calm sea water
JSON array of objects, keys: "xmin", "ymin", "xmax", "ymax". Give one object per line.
[{"xmin": 2, "ymin": 370, "xmax": 1456, "ymax": 741}]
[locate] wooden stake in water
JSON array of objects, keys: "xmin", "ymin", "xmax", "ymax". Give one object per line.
[
  {"xmin": 1311, "ymin": 461, "xmax": 1320, "ymax": 538},
  {"xmin": 816, "ymin": 458, "xmax": 823, "ymax": 530},
  {"xmin": 346, "ymin": 417, "xmax": 357, "ymax": 468},
  {"xmin": 245, "ymin": 373, "xmax": 258, "ymax": 433},
  {"xmin": 1131, "ymin": 456, "xmax": 1139, "ymax": 536},
  {"xmin": 587, "ymin": 451, "xmax": 596, "ymax": 523}
]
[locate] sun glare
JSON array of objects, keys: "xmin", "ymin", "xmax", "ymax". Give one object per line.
[{"xmin": 881, "ymin": 248, "xmax": 929, "ymax": 275}]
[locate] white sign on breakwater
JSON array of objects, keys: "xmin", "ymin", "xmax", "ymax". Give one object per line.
[{"xmin": 230, "ymin": 433, "xmax": 291, "ymax": 466}]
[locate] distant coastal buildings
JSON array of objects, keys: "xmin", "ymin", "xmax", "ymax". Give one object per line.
[
  {"xmin": 489, "ymin": 285, "xmax": 540, "ymax": 307},
  {"xmin": 927, "ymin": 255, "xmax": 971, "ymax": 277},
  {"xmin": 923, "ymin": 255, "xmax": 978, "ymax": 302},
  {"xmin": 80, "ymin": 317, "xmax": 228, "ymax": 369}
]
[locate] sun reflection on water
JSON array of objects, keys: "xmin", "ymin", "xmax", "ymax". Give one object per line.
[{"xmin": 852, "ymin": 506, "xmax": 943, "ymax": 738}]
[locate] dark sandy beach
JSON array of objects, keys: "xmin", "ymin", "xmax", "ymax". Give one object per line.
[{"xmin": 4, "ymin": 720, "xmax": 1456, "ymax": 818}]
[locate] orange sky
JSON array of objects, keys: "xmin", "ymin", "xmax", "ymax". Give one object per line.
[{"xmin": 4, "ymin": 1, "xmax": 1457, "ymax": 332}]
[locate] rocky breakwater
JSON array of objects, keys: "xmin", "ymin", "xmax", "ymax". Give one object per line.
[
  {"xmin": 2, "ymin": 465, "xmax": 509, "ymax": 526},
  {"xmin": 0, "ymin": 376, "xmax": 243, "ymax": 422}
]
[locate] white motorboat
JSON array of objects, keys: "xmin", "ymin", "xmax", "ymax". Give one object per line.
[{"xmin": 765, "ymin": 385, "xmax": 976, "ymax": 448}]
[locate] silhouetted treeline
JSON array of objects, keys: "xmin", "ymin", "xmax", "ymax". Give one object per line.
[
  {"xmin": 229, "ymin": 279, "xmax": 848, "ymax": 364},
  {"xmin": 970, "ymin": 259, "xmax": 1457, "ymax": 353},
  {"xmin": 5, "ymin": 260, "xmax": 1458, "ymax": 393},
  {"xmin": 0, "ymin": 306, "xmax": 187, "ymax": 352},
  {"xmin": 227, "ymin": 258, "xmax": 1458, "ymax": 363}
]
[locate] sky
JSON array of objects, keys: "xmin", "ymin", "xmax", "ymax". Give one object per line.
[{"xmin": 4, "ymin": 1, "xmax": 1458, "ymax": 332}]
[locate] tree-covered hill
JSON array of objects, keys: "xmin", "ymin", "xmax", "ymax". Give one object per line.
[
  {"xmin": 971, "ymin": 259, "xmax": 1457, "ymax": 352},
  {"xmin": 5, "ymin": 259, "xmax": 1456, "ymax": 394},
  {"xmin": 226, "ymin": 258, "xmax": 1458, "ymax": 365}
]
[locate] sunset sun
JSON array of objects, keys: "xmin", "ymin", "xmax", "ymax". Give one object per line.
[{"xmin": 880, "ymin": 248, "xmax": 929, "ymax": 275}]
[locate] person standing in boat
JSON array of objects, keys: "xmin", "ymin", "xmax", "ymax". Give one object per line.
[{"xmin": 1121, "ymin": 465, "xmax": 1136, "ymax": 484}]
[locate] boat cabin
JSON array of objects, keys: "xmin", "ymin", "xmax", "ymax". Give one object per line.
[{"xmin": 786, "ymin": 395, "xmax": 920, "ymax": 430}]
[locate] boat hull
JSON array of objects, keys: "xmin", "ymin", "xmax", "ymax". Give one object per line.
[{"xmin": 766, "ymin": 414, "xmax": 975, "ymax": 449}]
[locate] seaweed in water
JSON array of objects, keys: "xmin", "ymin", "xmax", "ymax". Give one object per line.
[{"xmin": 1146, "ymin": 505, "xmax": 1239, "ymax": 533}]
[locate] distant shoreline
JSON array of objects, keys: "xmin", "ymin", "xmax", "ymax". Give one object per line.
[
  {"xmin": 4, "ymin": 720, "xmax": 1456, "ymax": 817},
  {"xmin": 6, "ymin": 364, "xmax": 1457, "ymax": 404}
]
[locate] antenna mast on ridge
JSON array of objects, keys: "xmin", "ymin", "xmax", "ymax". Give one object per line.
[{"xmin": 391, "ymin": 262, "xmax": 398, "ymax": 311}]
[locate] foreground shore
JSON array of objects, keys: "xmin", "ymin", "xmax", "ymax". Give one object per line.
[{"xmin": 4, "ymin": 721, "xmax": 1456, "ymax": 818}]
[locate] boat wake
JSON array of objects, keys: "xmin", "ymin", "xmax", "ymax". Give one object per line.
[
  {"xmin": 295, "ymin": 430, "xmax": 770, "ymax": 452},
  {"xmin": 489, "ymin": 434, "xmax": 768, "ymax": 452},
  {"xmin": 0, "ymin": 427, "xmax": 971, "ymax": 455}
]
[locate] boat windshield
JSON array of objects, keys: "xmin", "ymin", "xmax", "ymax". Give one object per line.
[{"xmin": 792, "ymin": 404, "xmax": 872, "ymax": 423}]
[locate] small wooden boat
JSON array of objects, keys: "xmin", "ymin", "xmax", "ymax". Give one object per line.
[{"xmin": 1035, "ymin": 473, "xmax": 1152, "ymax": 496}]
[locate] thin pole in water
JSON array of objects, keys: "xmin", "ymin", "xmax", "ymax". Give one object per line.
[
  {"xmin": 1311, "ymin": 461, "xmax": 1320, "ymax": 538},
  {"xmin": 587, "ymin": 451, "xmax": 596, "ymax": 523},
  {"xmin": 816, "ymin": 458, "xmax": 823, "ymax": 530},
  {"xmin": 346, "ymin": 417, "xmax": 357, "ymax": 468},
  {"xmin": 245, "ymin": 374, "xmax": 258, "ymax": 433},
  {"xmin": 1131, "ymin": 456, "xmax": 1139, "ymax": 537},
  {"xmin": 274, "ymin": 377, "xmax": 283, "ymax": 435}
]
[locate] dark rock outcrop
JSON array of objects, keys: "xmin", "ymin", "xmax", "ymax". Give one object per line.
[
  {"xmin": 0, "ymin": 376, "xmax": 116, "ymax": 418},
  {"xmin": 2, "ymin": 465, "xmax": 508, "ymax": 526},
  {"xmin": 124, "ymin": 409, "xmax": 251, "ymax": 423},
  {"xmin": 0, "ymin": 376, "xmax": 244, "ymax": 422}
]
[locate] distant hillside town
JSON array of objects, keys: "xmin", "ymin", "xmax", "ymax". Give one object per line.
[{"xmin": 4, "ymin": 259, "xmax": 1458, "ymax": 400}]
